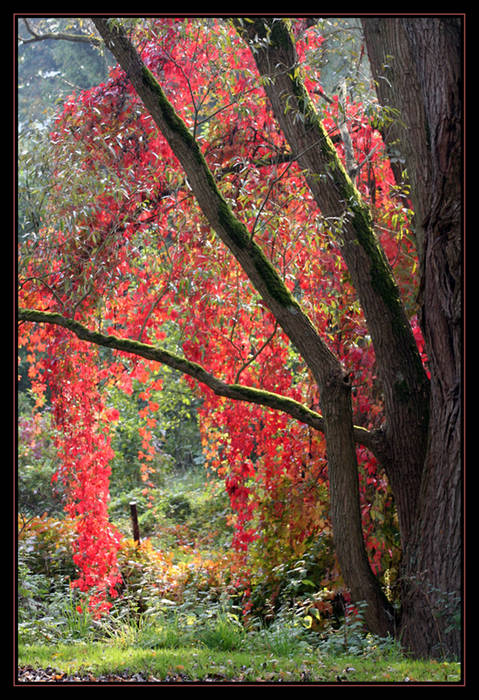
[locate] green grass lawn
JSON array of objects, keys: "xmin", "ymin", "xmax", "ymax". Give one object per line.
[{"xmin": 18, "ymin": 641, "xmax": 462, "ymax": 684}]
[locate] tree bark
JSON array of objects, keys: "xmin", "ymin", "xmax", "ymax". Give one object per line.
[
  {"xmin": 361, "ymin": 19, "xmax": 429, "ymax": 262},
  {"xmin": 321, "ymin": 374, "xmax": 395, "ymax": 637},
  {"xmin": 363, "ymin": 16, "xmax": 463, "ymax": 659}
]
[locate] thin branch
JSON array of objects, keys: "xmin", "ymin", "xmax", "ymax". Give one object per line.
[
  {"xmin": 220, "ymin": 149, "xmax": 295, "ymax": 176},
  {"xmin": 19, "ymin": 18, "xmax": 102, "ymax": 46},
  {"xmin": 250, "ymin": 159, "xmax": 296, "ymax": 241},
  {"xmin": 136, "ymin": 279, "xmax": 172, "ymax": 342},
  {"xmin": 234, "ymin": 320, "xmax": 279, "ymax": 384},
  {"xmin": 19, "ymin": 275, "xmax": 66, "ymax": 312}
]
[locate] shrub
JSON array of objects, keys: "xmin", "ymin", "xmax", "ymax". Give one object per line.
[
  {"xmin": 165, "ymin": 494, "xmax": 192, "ymax": 522},
  {"xmin": 18, "ymin": 406, "xmax": 65, "ymax": 517},
  {"xmin": 18, "ymin": 513, "xmax": 77, "ymax": 579},
  {"xmin": 248, "ymin": 533, "xmax": 340, "ymax": 627}
]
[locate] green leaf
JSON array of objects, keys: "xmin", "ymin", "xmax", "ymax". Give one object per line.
[{"xmin": 301, "ymin": 578, "xmax": 316, "ymax": 587}]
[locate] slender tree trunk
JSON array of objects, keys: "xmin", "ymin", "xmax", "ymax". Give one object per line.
[
  {"xmin": 93, "ymin": 17, "xmax": 396, "ymax": 637},
  {"xmin": 322, "ymin": 374, "xmax": 395, "ymax": 637},
  {"xmin": 363, "ymin": 17, "xmax": 463, "ymax": 659}
]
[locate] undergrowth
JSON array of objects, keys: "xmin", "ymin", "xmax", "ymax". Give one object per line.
[{"xmin": 17, "ymin": 468, "xmax": 461, "ymax": 683}]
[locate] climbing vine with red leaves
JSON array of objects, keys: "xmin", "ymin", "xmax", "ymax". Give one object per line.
[{"xmin": 18, "ymin": 17, "xmax": 426, "ymax": 614}]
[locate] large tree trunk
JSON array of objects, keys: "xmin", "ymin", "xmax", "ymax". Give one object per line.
[
  {"xmin": 322, "ymin": 375, "xmax": 396, "ymax": 637},
  {"xmin": 363, "ymin": 17, "xmax": 463, "ymax": 659}
]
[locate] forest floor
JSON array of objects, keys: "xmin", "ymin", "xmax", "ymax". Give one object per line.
[{"xmin": 17, "ymin": 642, "xmax": 462, "ymax": 685}]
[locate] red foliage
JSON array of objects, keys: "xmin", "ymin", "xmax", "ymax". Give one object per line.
[{"xmin": 18, "ymin": 18, "xmax": 426, "ymax": 608}]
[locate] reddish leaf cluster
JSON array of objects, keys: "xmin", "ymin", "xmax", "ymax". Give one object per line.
[
  {"xmin": 48, "ymin": 334, "xmax": 123, "ymax": 615},
  {"xmin": 19, "ymin": 18, "xmax": 427, "ymax": 608}
]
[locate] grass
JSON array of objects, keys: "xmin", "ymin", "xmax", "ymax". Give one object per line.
[
  {"xmin": 18, "ymin": 608, "xmax": 462, "ymax": 685},
  {"xmin": 18, "ymin": 640, "xmax": 462, "ymax": 683}
]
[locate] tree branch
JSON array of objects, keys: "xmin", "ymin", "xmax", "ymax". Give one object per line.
[
  {"xmin": 19, "ymin": 18, "xmax": 102, "ymax": 46},
  {"xmin": 17, "ymin": 306, "xmax": 382, "ymax": 454},
  {"xmin": 234, "ymin": 320, "xmax": 278, "ymax": 384}
]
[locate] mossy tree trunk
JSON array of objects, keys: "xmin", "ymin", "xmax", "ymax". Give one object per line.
[
  {"xmin": 235, "ymin": 17, "xmax": 434, "ymax": 639},
  {"xmin": 234, "ymin": 17, "xmax": 431, "ymax": 555}
]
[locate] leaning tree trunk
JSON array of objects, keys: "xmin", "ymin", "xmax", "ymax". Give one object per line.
[
  {"xmin": 234, "ymin": 17, "xmax": 434, "ymax": 639},
  {"xmin": 93, "ymin": 17, "xmax": 396, "ymax": 637},
  {"xmin": 363, "ymin": 17, "xmax": 463, "ymax": 659}
]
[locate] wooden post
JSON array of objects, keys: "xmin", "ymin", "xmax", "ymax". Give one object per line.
[{"xmin": 129, "ymin": 501, "xmax": 141, "ymax": 545}]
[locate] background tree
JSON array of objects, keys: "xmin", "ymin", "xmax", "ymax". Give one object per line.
[
  {"xmin": 18, "ymin": 18, "xmax": 110, "ymax": 124},
  {"xmin": 18, "ymin": 16, "xmax": 463, "ymax": 659}
]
